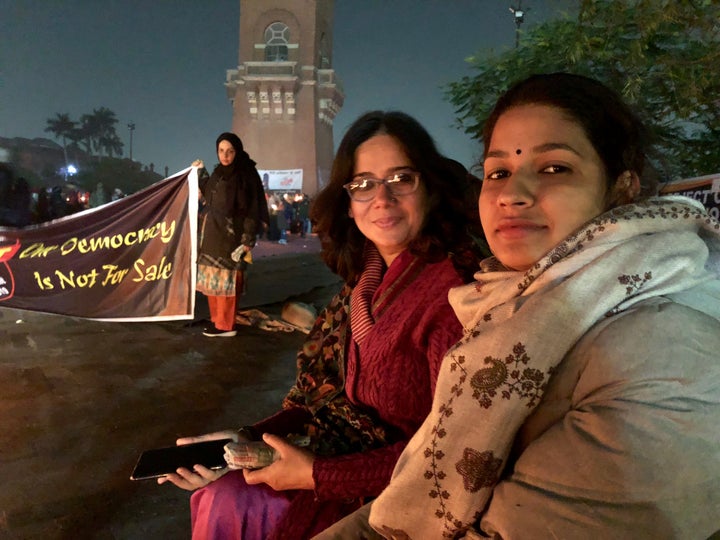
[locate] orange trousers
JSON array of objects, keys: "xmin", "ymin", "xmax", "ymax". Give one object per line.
[{"xmin": 206, "ymin": 271, "xmax": 244, "ymax": 331}]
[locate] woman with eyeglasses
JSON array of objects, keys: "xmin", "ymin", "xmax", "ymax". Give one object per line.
[{"xmin": 160, "ymin": 110, "xmax": 484, "ymax": 539}]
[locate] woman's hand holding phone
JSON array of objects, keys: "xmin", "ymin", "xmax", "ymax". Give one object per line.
[{"xmin": 156, "ymin": 429, "xmax": 240, "ymax": 490}]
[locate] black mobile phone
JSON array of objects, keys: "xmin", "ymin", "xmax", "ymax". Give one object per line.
[{"xmin": 130, "ymin": 438, "xmax": 233, "ymax": 481}]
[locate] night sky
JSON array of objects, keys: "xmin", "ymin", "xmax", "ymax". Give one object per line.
[{"xmin": 1, "ymin": 0, "xmax": 575, "ymax": 177}]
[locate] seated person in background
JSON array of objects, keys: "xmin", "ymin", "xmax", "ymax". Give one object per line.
[
  {"xmin": 160, "ymin": 110, "xmax": 483, "ymax": 539},
  {"xmin": 317, "ymin": 72, "xmax": 720, "ymax": 539}
]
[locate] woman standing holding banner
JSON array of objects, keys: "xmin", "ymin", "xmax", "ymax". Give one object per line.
[{"xmin": 194, "ymin": 132, "xmax": 268, "ymax": 337}]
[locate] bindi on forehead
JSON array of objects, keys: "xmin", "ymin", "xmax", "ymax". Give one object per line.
[{"xmin": 516, "ymin": 149, "xmax": 522, "ymax": 155}]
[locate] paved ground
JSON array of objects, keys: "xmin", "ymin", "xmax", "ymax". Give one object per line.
[{"xmin": 0, "ymin": 234, "xmax": 343, "ymax": 539}]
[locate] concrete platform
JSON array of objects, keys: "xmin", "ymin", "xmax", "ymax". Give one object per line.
[{"xmin": 0, "ymin": 234, "xmax": 342, "ymax": 539}]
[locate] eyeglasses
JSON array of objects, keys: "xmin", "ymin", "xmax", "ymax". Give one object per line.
[{"xmin": 343, "ymin": 170, "xmax": 420, "ymax": 202}]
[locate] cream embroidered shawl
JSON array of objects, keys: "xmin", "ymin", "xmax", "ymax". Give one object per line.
[{"xmin": 369, "ymin": 196, "xmax": 720, "ymax": 539}]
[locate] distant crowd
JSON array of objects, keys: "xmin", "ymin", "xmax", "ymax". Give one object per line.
[
  {"xmin": 264, "ymin": 192, "xmax": 312, "ymax": 243},
  {"xmin": 0, "ymin": 163, "xmax": 125, "ymax": 228},
  {"xmin": 0, "ymin": 161, "xmax": 318, "ymax": 236}
]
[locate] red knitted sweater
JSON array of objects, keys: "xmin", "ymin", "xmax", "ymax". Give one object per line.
[{"xmin": 253, "ymin": 252, "xmax": 464, "ymax": 536}]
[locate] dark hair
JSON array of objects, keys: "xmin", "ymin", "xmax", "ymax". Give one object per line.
[
  {"xmin": 310, "ymin": 110, "xmax": 481, "ymax": 284},
  {"xmin": 482, "ymin": 72, "xmax": 657, "ymax": 200}
]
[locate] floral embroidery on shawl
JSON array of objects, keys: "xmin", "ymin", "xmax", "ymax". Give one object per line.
[
  {"xmin": 455, "ymin": 448, "xmax": 503, "ymax": 493},
  {"xmin": 422, "ymin": 342, "xmax": 552, "ymax": 534},
  {"xmin": 619, "ymin": 271, "xmax": 653, "ymax": 294}
]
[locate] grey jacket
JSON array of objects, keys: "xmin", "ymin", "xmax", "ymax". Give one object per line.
[{"xmin": 479, "ymin": 295, "xmax": 720, "ymax": 539}]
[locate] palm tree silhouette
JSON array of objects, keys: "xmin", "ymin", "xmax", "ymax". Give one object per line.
[{"xmin": 45, "ymin": 113, "xmax": 76, "ymax": 176}]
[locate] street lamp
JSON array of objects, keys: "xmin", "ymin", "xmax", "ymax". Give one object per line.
[
  {"xmin": 509, "ymin": 2, "xmax": 527, "ymax": 48},
  {"xmin": 128, "ymin": 122, "xmax": 136, "ymax": 161}
]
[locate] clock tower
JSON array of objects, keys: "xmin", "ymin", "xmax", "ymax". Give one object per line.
[{"xmin": 225, "ymin": 0, "xmax": 343, "ymax": 196}]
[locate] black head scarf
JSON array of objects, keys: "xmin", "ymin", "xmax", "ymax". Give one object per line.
[{"xmin": 214, "ymin": 132, "xmax": 254, "ymax": 176}]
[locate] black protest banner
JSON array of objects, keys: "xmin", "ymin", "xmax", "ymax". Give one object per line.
[{"xmin": 0, "ymin": 168, "xmax": 198, "ymax": 321}]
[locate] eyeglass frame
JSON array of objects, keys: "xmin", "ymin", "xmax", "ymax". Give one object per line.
[{"xmin": 342, "ymin": 169, "xmax": 421, "ymax": 202}]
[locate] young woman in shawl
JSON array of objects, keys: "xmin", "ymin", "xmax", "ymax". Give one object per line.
[
  {"xmin": 195, "ymin": 132, "xmax": 269, "ymax": 337},
  {"xmin": 317, "ymin": 73, "xmax": 720, "ymax": 539},
  {"xmin": 160, "ymin": 111, "xmax": 483, "ymax": 538}
]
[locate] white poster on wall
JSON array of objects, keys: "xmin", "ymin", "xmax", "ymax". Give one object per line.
[{"xmin": 259, "ymin": 169, "xmax": 303, "ymax": 191}]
